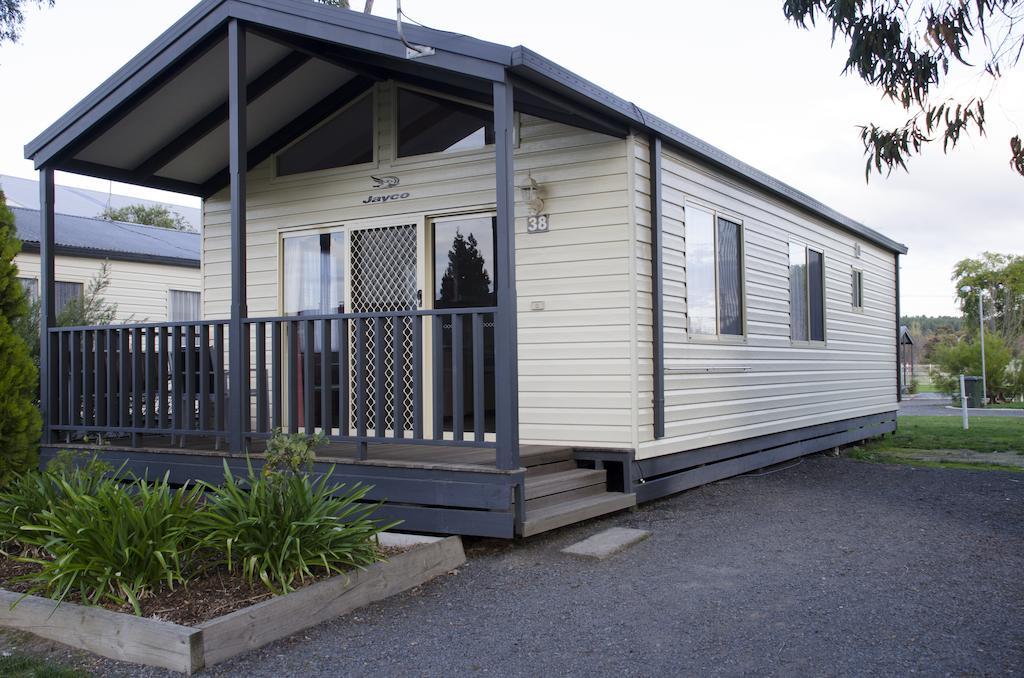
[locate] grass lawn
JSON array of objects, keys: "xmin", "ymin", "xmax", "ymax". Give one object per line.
[
  {"xmin": 989, "ymin": 402, "xmax": 1024, "ymax": 410},
  {"xmin": 0, "ymin": 653, "xmax": 86, "ymax": 678},
  {"xmin": 848, "ymin": 416, "xmax": 1024, "ymax": 472},
  {"xmin": 870, "ymin": 416, "xmax": 1024, "ymax": 453},
  {"xmin": 913, "ymin": 382, "xmax": 943, "ymax": 393}
]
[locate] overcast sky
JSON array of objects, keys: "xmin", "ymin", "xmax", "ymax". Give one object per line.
[{"xmin": 1, "ymin": 0, "xmax": 1021, "ymax": 316}]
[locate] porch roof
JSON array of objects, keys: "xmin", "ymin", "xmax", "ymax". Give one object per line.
[{"xmin": 24, "ymin": 0, "xmax": 907, "ymax": 255}]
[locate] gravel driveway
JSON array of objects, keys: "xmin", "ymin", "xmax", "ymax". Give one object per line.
[{"xmin": 5, "ymin": 456, "xmax": 1022, "ymax": 677}]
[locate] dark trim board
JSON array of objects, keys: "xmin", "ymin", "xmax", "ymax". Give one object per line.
[
  {"xmin": 39, "ymin": 447, "xmax": 518, "ymax": 538},
  {"xmin": 632, "ymin": 412, "xmax": 897, "ymax": 503}
]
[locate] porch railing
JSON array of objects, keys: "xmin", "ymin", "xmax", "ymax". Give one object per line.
[{"xmin": 47, "ymin": 307, "xmax": 497, "ymax": 459}]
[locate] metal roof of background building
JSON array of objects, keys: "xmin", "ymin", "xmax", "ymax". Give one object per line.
[{"xmin": 11, "ymin": 206, "xmax": 200, "ymax": 268}]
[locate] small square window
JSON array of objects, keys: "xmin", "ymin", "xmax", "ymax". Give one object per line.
[{"xmin": 852, "ymin": 270, "xmax": 864, "ymax": 309}]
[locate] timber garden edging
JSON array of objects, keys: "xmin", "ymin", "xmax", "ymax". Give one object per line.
[{"xmin": 0, "ymin": 533, "xmax": 465, "ymax": 674}]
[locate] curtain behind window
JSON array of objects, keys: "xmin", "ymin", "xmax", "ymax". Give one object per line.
[
  {"xmin": 55, "ymin": 281, "xmax": 83, "ymax": 316},
  {"xmin": 716, "ymin": 218, "xmax": 743, "ymax": 335},
  {"xmin": 789, "ymin": 243, "xmax": 808, "ymax": 341},
  {"xmin": 168, "ymin": 290, "xmax": 201, "ymax": 322},
  {"xmin": 686, "ymin": 207, "xmax": 717, "ymax": 335}
]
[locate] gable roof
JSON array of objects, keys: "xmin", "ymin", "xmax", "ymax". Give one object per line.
[
  {"xmin": 23, "ymin": 0, "xmax": 907, "ymax": 255},
  {"xmin": 11, "ymin": 207, "xmax": 200, "ymax": 268}
]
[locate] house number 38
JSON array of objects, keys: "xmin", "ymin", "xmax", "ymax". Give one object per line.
[{"xmin": 526, "ymin": 215, "xmax": 550, "ymax": 233}]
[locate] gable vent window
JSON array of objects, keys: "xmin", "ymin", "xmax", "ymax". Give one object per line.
[
  {"xmin": 277, "ymin": 93, "xmax": 375, "ymax": 177},
  {"xmin": 397, "ymin": 89, "xmax": 494, "ymax": 158},
  {"xmin": 790, "ymin": 243, "xmax": 825, "ymax": 342},
  {"xmin": 686, "ymin": 204, "xmax": 744, "ymax": 337}
]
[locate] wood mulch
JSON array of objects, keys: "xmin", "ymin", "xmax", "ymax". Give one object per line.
[{"xmin": 0, "ymin": 544, "xmax": 409, "ymax": 627}]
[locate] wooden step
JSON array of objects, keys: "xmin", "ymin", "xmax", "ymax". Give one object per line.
[
  {"xmin": 521, "ymin": 492, "xmax": 637, "ymax": 537},
  {"xmin": 525, "ymin": 469, "xmax": 606, "ymax": 501},
  {"xmin": 519, "ymin": 446, "xmax": 574, "ymax": 467},
  {"xmin": 525, "ymin": 459, "xmax": 577, "ymax": 477},
  {"xmin": 526, "ymin": 483, "xmax": 606, "ymax": 512}
]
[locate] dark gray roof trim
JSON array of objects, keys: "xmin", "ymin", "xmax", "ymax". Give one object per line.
[
  {"xmin": 24, "ymin": 0, "xmax": 906, "ymax": 255},
  {"xmin": 510, "ymin": 48, "xmax": 908, "ymax": 255},
  {"xmin": 12, "ymin": 207, "xmax": 200, "ymax": 269}
]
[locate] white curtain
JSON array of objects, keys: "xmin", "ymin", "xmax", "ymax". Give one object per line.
[{"xmin": 686, "ymin": 206, "xmax": 717, "ymax": 335}]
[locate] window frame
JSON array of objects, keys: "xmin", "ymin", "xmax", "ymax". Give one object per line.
[
  {"xmin": 851, "ymin": 268, "xmax": 865, "ymax": 311},
  {"xmin": 271, "ymin": 89, "xmax": 379, "ymax": 182},
  {"xmin": 391, "ymin": 84, "xmax": 517, "ymax": 167},
  {"xmin": 789, "ymin": 241, "xmax": 827, "ymax": 345},
  {"xmin": 683, "ymin": 199, "xmax": 747, "ymax": 342}
]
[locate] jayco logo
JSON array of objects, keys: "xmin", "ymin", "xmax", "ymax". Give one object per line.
[
  {"xmin": 362, "ymin": 192, "xmax": 411, "ymax": 204},
  {"xmin": 363, "ymin": 175, "xmax": 409, "ymax": 204},
  {"xmin": 371, "ymin": 175, "xmax": 400, "ymax": 188}
]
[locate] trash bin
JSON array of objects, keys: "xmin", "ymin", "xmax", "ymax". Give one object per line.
[{"xmin": 960, "ymin": 375, "xmax": 985, "ymax": 408}]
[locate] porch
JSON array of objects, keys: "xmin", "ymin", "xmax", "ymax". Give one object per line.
[{"xmin": 26, "ymin": 1, "xmax": 644, "ymax": 536}]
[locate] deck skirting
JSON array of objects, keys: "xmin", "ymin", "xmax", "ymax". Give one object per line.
[{"xmin": 630, "ymin": 412, "xmax": 898, "ymax": 503}]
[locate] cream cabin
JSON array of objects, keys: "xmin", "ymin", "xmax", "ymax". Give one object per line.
[{"xmin": 25, "ymin": 0, "xmax": 906, "ymax": 537}]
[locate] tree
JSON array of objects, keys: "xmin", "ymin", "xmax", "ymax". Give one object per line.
[
  {"xmin": 13, "ymin": 261, "xmax": 119, "ymax": 374},
  {"xmin": 438, "ymin": 230, "xmax": 492, "ymax": 307},
  {"xmin": 98, "ymin": 204, "xmax": 192, "ymax": 232},
  {"xmin": 784, "ymin": 1, "xmax": 1024, "ymax": 178},
  {"xmin": 1, "ymin": 0, "xmax": 54, "ymax": 43},
  {"xmin": 930, "ymin": 334, "xmax": 1013, "ymax": 400},
  {"xmin": 316, "ymin": 0, "xmax": 375, "ymax": 12},
  {"xmin": 0, "ymin": 190, "xmax": 41, "ymax": 482},
  {"xmin": 952, "ymin": 252, "xmax": 1024, "ymax": 349}
]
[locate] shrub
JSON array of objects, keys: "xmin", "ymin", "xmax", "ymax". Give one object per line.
[
  {"xmin": 195, "ymin": 462, "xmax": 394, "ymax": 595},
  {"xmin": 263, "ymin": 428, "xmax": 326, "ymax": 476},
  {"xmin": 16, "ymin": 473, "xmax": 203, "ymax": 614},
  {"xmin": 930, "ymin": 335, "xmax": 1013, "ymax": 401},
  {"xmin": 0, "ymin": 190, "xmax": 40, "ymax": 482},
  {"xmin": 0, "ymin": 453, "xmax": 114, "ymax": 547}
]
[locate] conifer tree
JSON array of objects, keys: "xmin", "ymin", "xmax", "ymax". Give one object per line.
[{"xmin": 0, "ymin": 190, "xmax": 41, "ymax": 482}]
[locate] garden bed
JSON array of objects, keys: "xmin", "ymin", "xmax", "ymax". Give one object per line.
[{"xmin": 0, "ymin": 533, "xmax": 465, "ymax": 674}]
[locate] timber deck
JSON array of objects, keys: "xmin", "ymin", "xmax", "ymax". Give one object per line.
[{"xmin": 42, "ymin": 438, "xmax": 637, "ymax": 538}]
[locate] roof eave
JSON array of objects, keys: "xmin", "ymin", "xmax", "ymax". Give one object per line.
[{"xmin": 510, "ymin": 46, "xmax": 908, "ymax": 256}]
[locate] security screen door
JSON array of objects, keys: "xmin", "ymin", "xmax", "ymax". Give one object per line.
[{"xmin": 282, "ymin": 223, "xmax": 419, "ymax": 436}]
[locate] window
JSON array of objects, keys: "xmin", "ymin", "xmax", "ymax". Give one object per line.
[
  {"xmin": 17, "ymin": 277, "xmax": 38, "ymax": 302},
  {"xmin": 433, "ymin": 215, "xmax": 497, "ymax": 309},
  {"xmin": 685, "ymin": 205, "xmax": 744, "ymax": 336},
  {"xmin": 397, "ymin": 89, "xmax": 494, "ymax": 158},
  {"xmin": 55, "ymin": 281, "xmax": 83, "ymax": 316},
  {"xmin": 282, "ymin": 232, "xmax": 346, "ymax": 316},
  {"xmin": 168, "ymin": 290, "xmax": 201, "ymax": 322},
  {"xmin": 276, "ymin": 93, "xmax": 374, "ymax": 176},
  {"xmin": 790, "ymin": 243, "xmax": 825, "ymax": 342},
  {"xmin": 852, "ymin": 269, "xmax": 864, "ymax": 309}
]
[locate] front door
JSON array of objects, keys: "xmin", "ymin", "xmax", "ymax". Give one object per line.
[{"xmin": 282, "ymin": 222, "xmax": 419, "ymax": 436}]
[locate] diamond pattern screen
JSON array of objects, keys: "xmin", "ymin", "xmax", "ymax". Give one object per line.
[{"xmin": 349, "ymin": 224, "xmax": 418, "ymax": 434}]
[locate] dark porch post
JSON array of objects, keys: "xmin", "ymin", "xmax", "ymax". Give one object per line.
[
  {"xmin": 493, "ymin": 76, "xmax": 520, "ymax": 471},
  {"xmin": 227, "ymin": 19, "xmax": 248, "ymax": 452},
  {"xmin": 38, "ymin": 168, "xmax": 56, "ymax": 445}
]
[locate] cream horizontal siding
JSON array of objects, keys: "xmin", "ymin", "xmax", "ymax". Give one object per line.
[
  {"xmin": 635, "ymin": 140, "xmax": 898, "ymax": 460},
  {"xmin": 201, "ymin": 81, "xmax": 634, "ymax": 447},
  {"xmin": 14, "ymin": 252, "xmax": 200, "ymax": 323}
]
